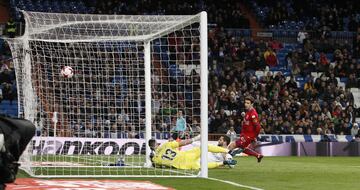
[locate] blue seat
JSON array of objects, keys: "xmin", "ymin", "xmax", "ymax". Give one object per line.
[
  {"xmin": 161, "ymin": 132, "xmax": 171, "ymax": 140},
  {"xmin": 269, "ymin": 66, "xmax": 281, "ymax": 71},
  {"xmin": 185, "ymin": 93, "xmax": 192, "ymax": 101},
  {"xmin": 326, "ymin": 53, "xmax": 333, "ymax": 61},
  {"xmin": 284, "ymin": 43, "xmax": 295, "ymax": 49},
  {"xmin": 278, "ymin": 60, "xmax": 287, "ymax": 67},
  {"xmin": 154, "ymin": 132, "xmax": 161, "ymax": 139},
  {"xmin": 289, "ymin": 30, "xmax": 297, "ymax": 37},
  {"xmin": 103, "ymin": 132, "xmax": 110, "ymax": 138},
  {"xmin": 153, "ymin": 45, "xmax": 161, "ymax": 53},
  {"xmin": 283, "ymin": 71, "xmax": 291, "ymax": 76},
  {"xmin": 243, "ymin": 29, "xmax": 251, "ymax": 36},
  {"xmin": 299, "ymin": 82, "xmax": 305, "ymax": 89},
  {"xmin": 289, "ymin": 21, "xmax": 297, "ymax": 30},
  {"xmin": 161, "ymin": 45, "xmax": 168, "ymax": 52},
  {"xmin": 296, "ymin": 76, "xmax": 305, "ymax": 82},
  {"xmin": 340, "ymin": 77, "xmax": 348, "ymax": 83},
  {"xmin": 118, "ymin": 132, "xmax": 128, "ymax": 138},
  {"xmin": 298, "ymin": 21, "xmax": 305, "ymax": 29},
  {"xmin": 1, "ymin": 100, "xmax": 12, "ymax": 105},
  {"xmin": 169, "ymin": 65, "xmax": 183, "ymax": 77},
  {"xmin": 161, "ymin": 53, "xmax": 169, "ymax": 62},
  {"xmin": 273, "ymin": 30, "xmax": 281, "ymax": 37}
]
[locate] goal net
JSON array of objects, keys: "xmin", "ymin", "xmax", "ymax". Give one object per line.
[{"xmin": 5, "ymin": 11, "xmax": 208, "ymax": 178}]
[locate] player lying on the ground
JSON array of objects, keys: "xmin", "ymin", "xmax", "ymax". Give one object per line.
[
  {"xmin": 207, "ymin": 135, "xmax": 234, "ymax": 167},
  {"xmin": 148, "ymin": 135, "xmax": 237, "ymax": 169},
  {"xmin": 105, "ymin": 135, "xmax": 235, "ymax": 168}
]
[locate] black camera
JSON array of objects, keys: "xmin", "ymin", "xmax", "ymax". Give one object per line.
[{"xmin": 0, "ymin": 116, "xmax": 35, "ymax": 189}]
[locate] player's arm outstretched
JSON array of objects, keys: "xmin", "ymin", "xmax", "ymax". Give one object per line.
[{"xmin": 177, "ymin": 134, "xmax": 201, "ymax": 147}]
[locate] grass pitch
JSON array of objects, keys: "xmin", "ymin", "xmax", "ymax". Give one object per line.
[{"xmin": 17, "ymin": 156, "xmax": 359, "ymax": 190}]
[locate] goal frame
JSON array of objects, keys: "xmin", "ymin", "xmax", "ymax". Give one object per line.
[{"xmin": 4, "ymin": 11, "xmax": 208, "ymax": 178}]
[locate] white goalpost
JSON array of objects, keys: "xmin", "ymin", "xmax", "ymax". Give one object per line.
[{"xmin": 5, "ymin": 11, "xmax": 208, "ymax": 178}]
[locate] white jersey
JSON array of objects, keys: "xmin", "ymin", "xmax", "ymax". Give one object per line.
[
  {"xmin": 192, "ymin": 142, "xmax": 226, "ymax": 163},
  {"xmin": 208, "ymin": 152, "xmax": 225, "ymax": 162}
]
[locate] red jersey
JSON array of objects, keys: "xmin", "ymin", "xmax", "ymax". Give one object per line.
[{"xmin": 241, "ymin": 108, "xmax": 261, "ymax": 139}]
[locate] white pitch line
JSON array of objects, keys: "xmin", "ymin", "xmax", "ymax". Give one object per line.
[{"xmin": 208, "ymin": 177, "xmax": 264, "ymax": 190}]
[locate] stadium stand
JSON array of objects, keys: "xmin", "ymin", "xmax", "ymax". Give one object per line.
[
  {"xmin": 246, "ymin": 0, "xmax": 360, "ymax": 32},
  {"xmin": 0, "ymin": 0, "xmax": 359, "ymax": 137}
]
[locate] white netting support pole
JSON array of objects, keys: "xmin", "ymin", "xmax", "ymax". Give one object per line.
[
  {"xmin": 22, "ymin": 38, "xmax": 36, "ymax": 123},
  {"xmin": 52, "ymin": 111, "xmax": 58, "ymax": 155},
  {"xmin": 200, "ymin": 11, "xmax": 208, "ymax": 178},
  {"xmin": 6, "ymin": 40, "xmax": 24, "ymax": 117},
  {"xmin": 144, "ymin": 41, "xmax": 152, "ymax": 167},
  {"xmin": 19, "ymin": 15, "xmax": 37, "ymax": 173},
  {"xmin": 21, "ymin": 11, "xmax": 37, "ymax": 123}
]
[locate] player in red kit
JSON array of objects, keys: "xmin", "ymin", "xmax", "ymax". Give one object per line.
[{"xmin": 228, "ymin": 96, "xmax": 263, "ymax": 162}]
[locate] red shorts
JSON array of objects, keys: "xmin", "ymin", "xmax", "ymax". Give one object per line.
[{"xmin": 235, "ymin": 134, "xmax": 254, "ymax": 149}]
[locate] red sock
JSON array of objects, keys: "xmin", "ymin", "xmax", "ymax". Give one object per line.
[{"xmin": 243, "ymin": 148, "xmax": 260, "ymax": 157}]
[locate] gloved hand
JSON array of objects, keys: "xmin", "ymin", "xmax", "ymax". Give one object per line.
[{"xmin": 191, "ymin": 134, "xmax": 201, "ymax": 142}]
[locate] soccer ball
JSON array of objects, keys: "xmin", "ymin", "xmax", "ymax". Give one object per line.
[
  {"xmin": 61, "ymin": 66, "xmax": 74, "ymax": 78},
  {"xmin": 225, "ymin": 153, "xmax": 233, "ymax": 161},
  {"xmin": 225, "ymin": 154, "xmax": 235, "ymax": 168}
]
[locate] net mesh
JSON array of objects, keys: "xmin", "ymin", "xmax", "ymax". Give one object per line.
[{"xmin": 6, "ymin": 11, "xmax": 204, "ymax": 177}]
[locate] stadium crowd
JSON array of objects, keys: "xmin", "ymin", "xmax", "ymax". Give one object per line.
[
  {"xmin": 0, "ymin": 40, "xmax": 16, "ymax": 105},
  {"xmin": 207, "ymin": 27, "xmax": 360, "ymax": 136},
  {"xmin": 0, "ymin": 0, "xmax": 359, "ymax": 138},
  {"xmin": 247, "ymin": 0, "xmax": 360, "ymax": 32}
]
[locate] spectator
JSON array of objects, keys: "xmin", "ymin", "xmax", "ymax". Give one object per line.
[
  {"xmin": 318, "ymin": 53, "xmax": 329, "ymax": 71},
  {"xmin": 286, "ymin": 76, "xmax": 298, "ymax": 90},
  {"xmin": 297, "ymin": 31, "xmax": 308, "ymax": 45},
  {"xmin": 296, "ymin": 127, "xmax": 304, "ymax": 134},
  {"xmin": 303, "ymin": 78, "xmax": 316, "ymax": 98},
  {"xmin": 350, "ymin": 123, "xmax": 359, "ymax": 137},
  {"xmin": 291, "ymin": 63, "xmax": 301, "ymax": 76},
  {"xmin": 320, "ymin": 134, "xmax": 332, "ymax": 142},
  {"xmin": 352, "ymin": 134, "xmax": 360, "ymax": 142},
  {"xmin": 172, "ymin": 110, "xmax": 187, "ymax": 139},
  {"xmin": 226, "ymin": 126, "xmax": 237, "ymax": 142},
  {"xmin": 268, "ymin": 39, "xmax": 283, "ymax": 52},
  {"xmin": 0, "ymin": 62, "xmax": 10, "ymax": 73},
  {"xmin": 263, "ymin": 47, "xmax": 278, "ymax": 67},
  {"xmin": 316, "ymin": 127, "xmax": 323, "ymax": 135},
  {"xmin": 346, "ymin": 73, "xmax": 358, "ymax": 88},
  {"xmin": 190, "ymin": 118, "xmax": 201, "ymax": 134}
]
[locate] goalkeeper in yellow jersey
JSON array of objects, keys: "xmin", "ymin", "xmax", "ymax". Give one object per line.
[{"xmin": 148, "ymin": 135, "xmax": 237, "ymax": 170}]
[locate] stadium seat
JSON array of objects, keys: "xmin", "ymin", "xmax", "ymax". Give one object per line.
[
  {"xmin": 295, "ymin": 76, "xmax": 305, "ymax": 82},
  {"xmin": 0, "ymin": 101, "xmax": 18, "ymax": 117},
  {"xmin": 243, "ymin": 29, "xmax": 251, "ymax": 36},
  {"xmin": 289, "ymin": 30, "xmax": 297, "ymax": 38},
  {"xmin": 340, "ymin": 77, "xmax": 348, "ymax": 83}
]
